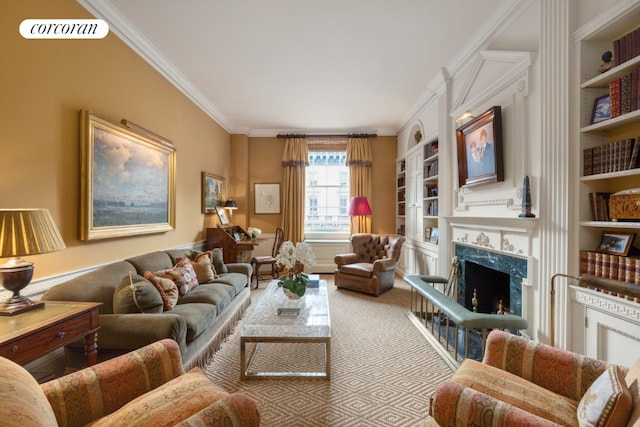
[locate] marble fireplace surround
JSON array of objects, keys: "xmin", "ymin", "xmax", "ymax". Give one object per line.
[{"xmin": 446, "ymin": 216, "xmax": 539, "ymax": 332}]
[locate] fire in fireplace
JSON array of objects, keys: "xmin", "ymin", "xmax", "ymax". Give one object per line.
[{"xmin": 463, "ymin": 261, "xmax": 511, "ymax": 314}]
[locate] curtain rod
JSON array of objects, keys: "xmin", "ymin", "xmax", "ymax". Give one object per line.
[{"xmin": 276, "ymin": 133, "xmax": 377, "ymax": 139}]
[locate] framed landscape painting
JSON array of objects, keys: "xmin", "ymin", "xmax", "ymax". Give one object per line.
[
  {"xmin": 202, "ymin": 172, "xmax": 225, "ymax": 213},
  {"xmin": 80, "ymin": 110, "xmax": 176, "ymax": 240}
]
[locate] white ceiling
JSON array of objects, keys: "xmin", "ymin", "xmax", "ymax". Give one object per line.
[{"xmin": 81, "ymin": 0, "xmax": 510, "ymax": 136}]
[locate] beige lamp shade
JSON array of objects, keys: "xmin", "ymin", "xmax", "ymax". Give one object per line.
[{"xmin": 0, "ymin": 209, "xmax": 66, "ymax": 259}]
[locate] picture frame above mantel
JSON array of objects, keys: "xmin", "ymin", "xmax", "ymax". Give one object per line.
[{"xmin": 456, "ymin": 106, "xmax": 504, "ymax": 188}]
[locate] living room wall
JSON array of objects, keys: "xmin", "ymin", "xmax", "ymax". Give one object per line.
[
  {"xmin": 244, "ymin": 136, "xmax": 397, "ymax": 237},
  {"xmin": 1, "ymin": 0, "xmax": 231, "ymax": 282}
]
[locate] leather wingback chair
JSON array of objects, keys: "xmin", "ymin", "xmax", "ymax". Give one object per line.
[{"xmin": 334, "ymin": 233, "xmax": 405, "ymax": 296}]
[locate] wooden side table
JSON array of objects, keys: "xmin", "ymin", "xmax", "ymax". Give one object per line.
[{"xmin": 0, "ymin": 301, "xmax": 101, "ymax": 367}]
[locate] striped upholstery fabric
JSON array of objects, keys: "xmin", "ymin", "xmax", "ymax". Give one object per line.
[{"xmin": 0, "ymin": 356, "xmax": 58, "ymax": 427}]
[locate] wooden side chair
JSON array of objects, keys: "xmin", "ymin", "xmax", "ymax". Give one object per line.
[{"xmin": 251, "ymin": 227, "xmax": 284, "ymax": 289}]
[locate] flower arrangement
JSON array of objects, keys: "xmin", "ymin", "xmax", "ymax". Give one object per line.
[
  {"xmin": 275, "ymin": 241, "xmax": 315, "ymax": 297},
  {"xmin": 247, "ymin": 227, "xmax": 262, "ymax": 239}
]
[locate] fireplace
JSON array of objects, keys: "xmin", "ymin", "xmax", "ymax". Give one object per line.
[
  {"xmin": 455, "ymin": 244, "xmax": 527, "ymax": 317},
  {"xmin": 464, "ymin": 261, "xmax": 510, "ymax": 314}
]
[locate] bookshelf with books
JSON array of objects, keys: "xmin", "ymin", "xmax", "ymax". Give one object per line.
[
  {"xmin": 396, "ymin": 159, "xmax": 406, "ymax": 236},
  {"xmin": 577, "ymin": 5, "xmax": 640, "ymax": 291},
  {"xmin": 423, "ymin": 139, "xmax": 439, "ymax": 247}
]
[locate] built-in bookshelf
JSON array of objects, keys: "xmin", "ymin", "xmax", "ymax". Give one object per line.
[
  {"xmin": 396, "ymin": 159, "xmax": 406, "ymax": 236},
  {"xmin": 423, "ymin": 139, "xmax": 439, "ymax": 244},
  {"xmin": 578, "ymin": 7, "xmax": 640, "ymax": 292}
]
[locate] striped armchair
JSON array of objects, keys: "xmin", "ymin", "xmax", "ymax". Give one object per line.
[
  {"xmin": 427, "ymin": 330, "xmax": 639, "ymax": 427},
  {"xmin": 0, "ymin": 339, "xmax": 259, "ymax": 427}
]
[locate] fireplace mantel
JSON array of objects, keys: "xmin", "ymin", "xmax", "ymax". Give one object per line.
[{"xmin": 444, "ymin": 216, "xmax": 538, "ymax": 259}]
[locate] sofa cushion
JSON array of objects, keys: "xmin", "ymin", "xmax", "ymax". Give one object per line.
[
  {"xmin": 214, "ymin": 272, "xmax": 250, "ymax": 295},
  {"xmin": 87, "ymin": 367, "xmax": 229, "ymax": 427},
  {"xmin": 169, "ymin": 303, "xmax": 219, "ymax": 341},
  {"xmin": 144, "ymin": 272, "xmax": 179, "ymax": 311},
  {"xmin": 113, "ymin": 273, "xmax": 164, "ymax": 314},
  {"xmin": 340, "ymin": 262, "xmax": 374, "ymax": 278},
  {"xmin": 178, "ymin": 251, "xmax": 218, "ymax": 284},
  {"xmin": 577, "ymin": 365, "xmax": 632, "ymax": 427},
  {"xmin": 177, "ymin": 283, "xmax": 234, "ymax": 311},
  {"xmin": 211, "ymin": 248, "xmax": 229, "ymax": 274},
  {"xmin": 0, "ymin": 355, "xmax": 59, "ymax": 427},
  {"xmin": 127, "ymin": 251, "xmax": 175, "ymax": 275},
  {"xmin": 451, "ymin": 358, "xmax": 579, "ymax": 426},
  {"xmin": 151, "ymin": 258, "xmax": 199, "ymax": 298}
]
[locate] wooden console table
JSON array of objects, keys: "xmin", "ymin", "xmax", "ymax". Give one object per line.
[{"xmin": 0, "ymin": 301, "xmax": 101, "ymax": 367}]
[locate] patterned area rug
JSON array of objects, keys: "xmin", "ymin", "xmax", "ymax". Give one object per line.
[{"xmin": 204, "ymin": 277, "xmax": 453, "ymax": 427}]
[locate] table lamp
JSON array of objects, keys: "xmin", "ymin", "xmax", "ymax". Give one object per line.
[
  {"xmin": 348, "ymin": 196, "xmax": 372, "ymax": 234},
  {"xmin": 0, "ymin": 209, "xmax": 66, "ymax": 315}
]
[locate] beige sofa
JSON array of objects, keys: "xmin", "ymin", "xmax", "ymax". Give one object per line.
[{"xmin": 41, "ymin": 248, "xmax": 252, "ymax": 370}]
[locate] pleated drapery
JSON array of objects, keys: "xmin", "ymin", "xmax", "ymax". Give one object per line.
[
  {"xmin": 346, "ymin": 137, "xmax": 372, "ymax": 234},
  {"xmin": 281, "ymin": 138, "xmax": 309, "ymax": 243}
]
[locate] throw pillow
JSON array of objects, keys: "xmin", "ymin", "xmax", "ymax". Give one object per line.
[
  {"xmin": 179, "ymin": 251, "xmax": 218, "ymax": 283},
  {"xmin": 210, "ymin": 247, "xmax": 229, "ymax": 274},
  {"xmin": 577, "ymin": 364, "xmax": 633, "ymax": 427},
  {"xmin": 144, "ymin": 271, "xmax": 179, "ymax": 310},
  {"xmin": 152, "ymin": 257, "xmax": 199, "ymax": 298},
  {"xmin": 113, "ymin": 273, "xmax": 164, "ymax": 314}
]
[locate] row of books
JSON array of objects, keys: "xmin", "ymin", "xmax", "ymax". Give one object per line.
[
  {"xmin": 424, "ymin": 184, "xmax": 438, "ymax": 198},
  {"xmin": 588, "ymin": 192, "xmax": 612, "ymax": 221},
  {"xmin": 397, "ymin": 225, "xmax": 405, "ymax": 236},
  {"xmin": 609, "ymin": 68, "xmax": 639, "ymax": 118},
  {"xmin": 424, "ymin": 140, "xmax": 439, "ymax": 159},
  {"xmin": 580, "ymin": 250, "xmax": 640, "ymax": 285},
  {"xmin": 424, "ymin": 159, "xmax": 438, "ymax": 178},
  {"xmin": 583, "ymin": 136, "xmax": 640, "ymax": 176},
  {"xmin": 613, "ymin": 27, "xmax": 640, "ymax": 67},
  {"xmin": 397, "ymin": 175, "xmax": 405, "ymax": 188},
  {"xmin": 425, "ymin": 200, "xmax": 439, "ymax": 217}
]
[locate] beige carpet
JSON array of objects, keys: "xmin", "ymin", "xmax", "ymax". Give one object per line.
[{"xmin": 204, "ymin": 277, "xmax": 453, "ymax": 427}]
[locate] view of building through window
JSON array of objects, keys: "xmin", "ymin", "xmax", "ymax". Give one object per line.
[{"xmin": 305, "ymin": 152, "xmax": 349, "ymax": 232}]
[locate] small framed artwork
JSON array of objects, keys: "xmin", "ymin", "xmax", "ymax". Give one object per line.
[
  {"xmin": 591, "ymin": 95, "xmax": 611, "ymax": 124},
  {"xmin": 430, "ymin": 228, "xmax": 439, "ymax": 244},
  {"xmin": 202, "ymin": 172, "xmax": 225, "ymax": 213},
  {"xmin": 233, "ymin": 232, "xmax": 242, "ymax": 242},
  {"xmin": 255, "ymin": 183, "xmax": 281, "ymax": 214},
  {"xmin": 80, "ymin": 110, "xmax": 176, "ymax": 240},
  {"xmin": 424, "ymin": 227, "xmax": 432, "ymax": 241},
  {"xmin": 596, "ymin": 231, "xmax": 635, "ymax": 256},
  {"xmin": 456, "ymin": 106, "xmax": 504, "ymax": 188},
  {"xmin": 215, "ymin": 206, "xmax": 230, "ymax": 225}
]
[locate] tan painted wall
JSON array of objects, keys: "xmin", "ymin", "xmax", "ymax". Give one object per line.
[
  {"xmin": 1, "ymin": 0, "xmax": 230, "ymax": 280},
  {"xmin": 245, "ymin": 136, "xmax": 397, "ymax": 235}
]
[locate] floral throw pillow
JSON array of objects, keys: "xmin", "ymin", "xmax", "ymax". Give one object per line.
[
  {"xmin": 152, "ymin": 258, "xmax": 199, "ymax": 298},
  {"xmin": 179, "ymin": 251, "xmax": 218, "ymax": 284},
  {"xmin": 577, "ymin": 364, "xmax": 632, "ymax": 427}
]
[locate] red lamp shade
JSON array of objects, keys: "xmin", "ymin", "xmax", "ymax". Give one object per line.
[{"xmin": 348, "ymin": 197, "xmax": 372, "ymax": 216}]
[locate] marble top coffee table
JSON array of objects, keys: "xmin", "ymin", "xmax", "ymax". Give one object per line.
[{"xmin": 240, "ymin": 279, "xmax": 331, "ymax": 379}]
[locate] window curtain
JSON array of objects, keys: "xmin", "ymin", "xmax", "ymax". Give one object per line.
[
  {"xmin": 346, "ymin": 137, "xmax": 372, "ymax": 234},
  {"xmin": 281, "ymin": 137, "xmax": 309, "ymax": 243}
]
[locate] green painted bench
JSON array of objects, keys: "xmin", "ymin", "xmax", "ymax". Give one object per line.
[{"xmin": 404, "ymin": 275, "xmax": 528, "ymax": 365}]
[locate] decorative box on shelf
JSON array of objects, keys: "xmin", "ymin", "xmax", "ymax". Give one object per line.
[{"xmin": 610, "ymin": 189, "xmax": 640, "ymax": 220}]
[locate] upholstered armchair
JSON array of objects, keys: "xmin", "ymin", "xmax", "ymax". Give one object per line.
[
  {"xmin": 426, "ymin": 330, "xmax": 640, "ymax": 427},
  {"xmin": 334, "ymin": 233, "xmax": 405, "ymax": 296},
  {"xmin": 0, "ymin": 339, "xmax": 260, "ymax": 427}
]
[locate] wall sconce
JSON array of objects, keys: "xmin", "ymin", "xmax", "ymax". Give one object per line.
[
  {"xmin": 348, "ymin": 196, "xmax": 372, "ymax": 234},
  {"xmin": 0, "ymin": 209, "xmax": 66, "ymax": 315}
]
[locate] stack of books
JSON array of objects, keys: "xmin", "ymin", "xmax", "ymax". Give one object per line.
[
  {"xmin": 580, "ymin": 250, "xmax": 640, "ymax": 285},
  {"xmin": 583, "ymin": 136, "xmax": 640, "ymax": 176}
]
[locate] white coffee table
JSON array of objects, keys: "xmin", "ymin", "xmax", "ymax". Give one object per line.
[{"xmin": 240, "ymin": 279, "xmax": 331, "ymax": 379}]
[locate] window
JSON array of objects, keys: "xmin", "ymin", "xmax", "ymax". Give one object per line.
[{"xmin": 305, "ymin": 151, "xmax": 349, "ymax": 235}]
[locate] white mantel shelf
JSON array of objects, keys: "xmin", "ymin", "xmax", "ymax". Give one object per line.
[{"xmin": 444, "ymin": 216, "xmax": 539, "ymax": 235}]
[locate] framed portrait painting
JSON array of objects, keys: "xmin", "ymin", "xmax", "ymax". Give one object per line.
[
  {"xmin": 80, "ymin": 111, "xmax": 176, "ymax": 240},
  {"xmin": 456, "ymin": 106, "xmax": 504, "ymax": 188},
  {"xmin": 202, "ymin": 172, "xmax": 225, "ymax": 213}
]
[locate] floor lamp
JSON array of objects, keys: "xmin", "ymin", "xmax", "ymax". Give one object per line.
[{"xmin": 348, "ymin": 196, "xmax": 372, "ymax": 234}]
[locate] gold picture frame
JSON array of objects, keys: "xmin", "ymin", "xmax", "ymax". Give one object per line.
[{"xmin": 80, "ymin": 110, "xmax": 176, "ymax": 240}]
